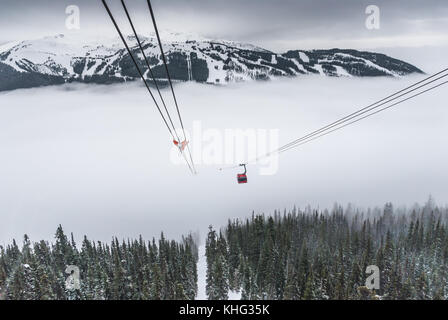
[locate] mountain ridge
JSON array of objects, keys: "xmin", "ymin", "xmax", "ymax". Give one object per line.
[{"xmin": 0, "ymin": 33, "xmax": 424, "ymax": 91}]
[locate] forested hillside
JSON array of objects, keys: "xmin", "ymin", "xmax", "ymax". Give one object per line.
[
  {"xmin": 0, "ymin": 226, "xmax": 198, "ymax": 300},
  {"xmin": 206, "ymin": 200, "xmax": 448, "ymax": 300},
  {"xmin": 1, "ymin": 200, "xmax": 447, "ymax": 300},
  {"xmin": 0, "ymin": 33, "xmax": 423, "ymax": 91}
]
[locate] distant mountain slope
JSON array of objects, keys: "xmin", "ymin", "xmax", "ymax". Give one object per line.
[{"xmin": 0, "ymin": 33, "xmax": 423, "ymax": 91}]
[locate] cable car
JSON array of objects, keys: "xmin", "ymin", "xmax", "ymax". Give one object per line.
[{"xmin": 237, "ymin": 164, "xmax": 247, "ymax": 184}]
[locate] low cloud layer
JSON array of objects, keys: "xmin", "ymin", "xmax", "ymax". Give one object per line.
[{"xmin": 1, "ymin": 74, "xmax": 447, "ymax": 245}]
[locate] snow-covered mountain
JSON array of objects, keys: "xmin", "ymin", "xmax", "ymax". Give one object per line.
[{"xmin": 0, "ymin": 33, "xmax": 423, "ymax": 91}]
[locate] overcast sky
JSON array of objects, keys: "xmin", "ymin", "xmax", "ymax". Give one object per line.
[{"xmin": 1, "ymin": 0, "xmax": 448, "ymax": 52}]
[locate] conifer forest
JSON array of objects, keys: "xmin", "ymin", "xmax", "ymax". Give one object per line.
[{"xmin": 1, "ymin": 200, "xmax": 447, "ymax": 300}]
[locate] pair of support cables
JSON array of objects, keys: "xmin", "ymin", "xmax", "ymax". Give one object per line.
[
  {"xmin": 221, "ymin": 67, "xmax": 448, "ymax": 170},
  {"xmin": 101, "ymin": 0, "xmax": 197, "ymax": 174}
]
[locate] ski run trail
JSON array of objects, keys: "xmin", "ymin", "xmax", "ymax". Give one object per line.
[{"xmin": 196, "ymin": 245, "xmax": 241, "ymax": 300}]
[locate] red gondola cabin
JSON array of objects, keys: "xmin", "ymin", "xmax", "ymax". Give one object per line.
[
  {"xmin": 237, "ymin": 164, "xmax": 247, "ymax": 184},
  {"xmin": 237, "ymin": 173, "xmax": 247, "ymax": 184}
]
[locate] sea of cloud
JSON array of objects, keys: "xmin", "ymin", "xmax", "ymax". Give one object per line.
[{"xmin": 0, "ymin": 75, "xmax": 447, "ymax": 245}]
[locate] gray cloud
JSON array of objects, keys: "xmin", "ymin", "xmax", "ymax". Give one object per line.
[
  {"xmin": 0, "ymin": 0, "xmax": 447, "ymax": 51},
  {"xmin": 1, "ymin": 76, "xmax": 448, "ymax": 244}
]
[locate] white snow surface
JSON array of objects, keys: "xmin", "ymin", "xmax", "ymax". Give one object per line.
[
  {"xmin": 196, "ymin": 245, "xmax": 207, "ymax": 300},
  {"xmin": 299, "ymin": 51, "xmax": 310, "ymax": 63}
]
